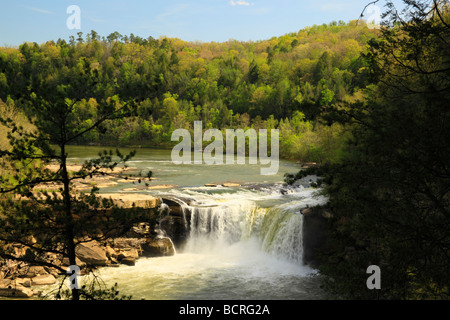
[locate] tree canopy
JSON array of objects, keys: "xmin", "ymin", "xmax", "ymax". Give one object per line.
[
  {"xmin": 303, "ymin": 0, "xmax": 450, "ymax": 299},
  {"xmin": 0, "ymin": 20, "xmax": 378, "ymax": 164}
]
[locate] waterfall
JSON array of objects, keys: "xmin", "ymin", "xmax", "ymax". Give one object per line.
[
  {"xmin": 72, "ymin": 186, "xmax": 327, "ymax": 300},
  {"xmin": 183, "ymin": 197, "xmax": 307, "ymax": 264},
  {"xmin": 260, "ymin": 205, "xmax": 304, "ymax": 263}
]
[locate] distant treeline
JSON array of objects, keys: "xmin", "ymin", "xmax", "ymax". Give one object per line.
[{"xmin": 0, "ymin": 20, "xmax": 377, "ymax": 163}]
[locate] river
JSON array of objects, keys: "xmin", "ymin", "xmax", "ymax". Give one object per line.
[{"xmin": 53, "ymin": 146, "xmax": 329, "ymax": 300}]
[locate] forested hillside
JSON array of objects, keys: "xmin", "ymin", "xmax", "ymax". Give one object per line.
[
  {"xmin": 0, "ymin": 0, "xmax": 448, "ymax": 301},
  {"xmin": 0, "ymin": 20, "xmax": 377, "ymax": 163}
]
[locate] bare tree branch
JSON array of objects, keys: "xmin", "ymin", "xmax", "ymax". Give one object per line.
[{"xmin": 358, "ymin": 0, "xmax": 381, "ymax": 25}]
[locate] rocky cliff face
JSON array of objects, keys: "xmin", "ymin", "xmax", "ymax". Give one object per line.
[
  {"xmin": 301, "ymin": 207, "xmax": 332, "ymax": 268},
  {"xmin": 159, "ymin": 197, "xmax": 193, "ymax": 250}
]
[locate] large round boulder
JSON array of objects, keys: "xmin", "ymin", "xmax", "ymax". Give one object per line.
[{"xmin": 141, "ymin": 237, "xmax": 175, "ymax": 257}]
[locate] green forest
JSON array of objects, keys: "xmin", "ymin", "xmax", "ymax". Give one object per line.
[
  {"xmin": 0, "ymin": 0, "xmax": 449, "ymax": 301},
  {"xmin": 0, "ymin": 20, "xmax": 376, "ymax": 163}
]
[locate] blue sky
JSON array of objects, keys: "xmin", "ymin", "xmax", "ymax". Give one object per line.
[{"xmin": 0, "ymin": 0, "xmax": 406, "ymax": 46}]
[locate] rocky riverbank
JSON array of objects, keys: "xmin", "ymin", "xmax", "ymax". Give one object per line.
[
  {"xmin": 0, "ymin": 192, "xmax": 176, "ymax": 299},
  {"xmin": 0, "ymin": 224, "xmax": 176, "ymax": 298},
  {"xmin": 0, "ymin": 159, "xmax": 246, "ymax": 299}
]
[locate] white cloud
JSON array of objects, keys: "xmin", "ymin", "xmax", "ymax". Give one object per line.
[
  {"xmin": 156, "ymin": 4, "xmax": 190, "ymax": 21},
  {"xmin": 22, "ymin": 5, "xmax": 55, "ymax": 15},
  {"xmin": 230, "ymin": 0, "xmax": 252, "ymax": 6}
]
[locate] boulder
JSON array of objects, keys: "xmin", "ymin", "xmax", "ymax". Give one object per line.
[
  {"xmin": 125, "ymin": 223, "xmax": 151, "ymax": 238},
  {"xmin": 62, "ymin": 256, "xmax": 86, "ymax": 268},
  {"xmin": 117, "ymin": 248, "xmax": 139, "ymax": 260},
  {"xmin": 107, "ymin": 238, "xmax": 146, "ymax": 263},
  {"xmin": 16, "ymin": 278, "xmax": 32, "ymax": 287},
  {"xmin": 222, "ymin": 183, "xmax": 241, "ymax": 187},
  {"xmin": 0, "ymin": 279, "xmax": 34, "ymax": 298},
  {"xmin": 141, "ymin": 237, "xmax": 175, "ymax": 257},
  {"xmin": 31, "ymin": 274, "xmax": 57, "ymax": 286},
  {"xmin": 75, "ymin": 241, "xmax": 108, "ymax": 266},
  {"xmin": 18, "ymin": 265, "xmax": 47, "ymax": 278},
  {"xmin": 105, "ymin": 245, "xmax": 117, "ymax": 259},
  {"xmin": 0, "ymin": 285, "xmax": 34, "ymax": 298},
  {"xmin": 120, "ymin": 258, "xmax": 136, "ymax": 266}
]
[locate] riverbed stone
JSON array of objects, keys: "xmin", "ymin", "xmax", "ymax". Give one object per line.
[
  {"xmin": 105, "ymin": 245, "xmax": 117, "ymax": 258},
  {"xmin": 75, "ymin": 241, "xmax": 109, "ymax": 266},
  {"xmin": 31, "ymin": 274, "xmax": 57, "ymax": 286},
  {"xmin": 117, "ymin": 248, "xmax": 140, "ymax": 261},
  {"xmin": 0, "ymin": 284, "xmax": 34, "ymax": 298},
  {"xmin": 222, "ymin": 183, "xmax": 241, "ymax": 187},
  {"xmin": 120, "ymin": 257, "xmax": 136, "ymax": 266}
]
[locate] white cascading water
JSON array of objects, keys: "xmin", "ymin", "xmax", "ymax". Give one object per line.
[
  {"xmin": 183, "ymin": 191, "xmax": 311, "ymax": 265},
  {"xmin": 185, "ymin": 202, "xmax": 257, "ymax": 253},
  {"xmin": 260, "ymin": 204, "xmax": 305, "ymax": 264}
]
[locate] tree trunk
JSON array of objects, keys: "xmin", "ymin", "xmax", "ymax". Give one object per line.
[{"xmin": 61, "ymin": 143, "xmax": 80, "ymax": 301}]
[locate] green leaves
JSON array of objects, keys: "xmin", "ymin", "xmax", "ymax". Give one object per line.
[{"xmin": 310, "ymin": 1, "xmax": 450, "ymax": 300}]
